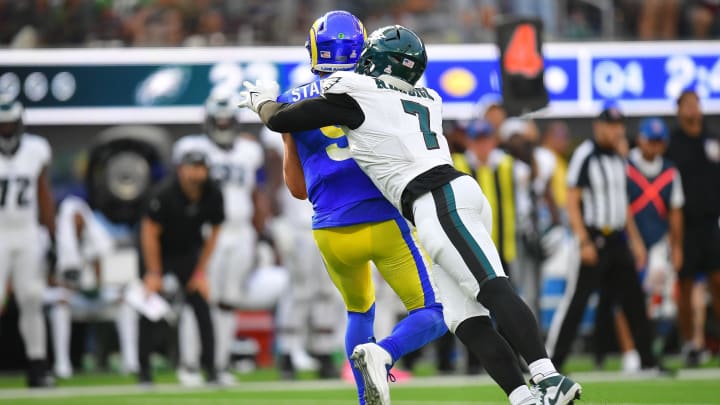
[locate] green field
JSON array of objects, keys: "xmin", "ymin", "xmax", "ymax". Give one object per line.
[{"xmin": 1, "ymin": 372, "xmax": 718, "ymax": 405}]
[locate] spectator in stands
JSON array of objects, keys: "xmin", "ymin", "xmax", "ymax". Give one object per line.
[
  {"xmin": 183, "ymin": 7, "xmax": 227, "ymax": 46},
  {"xmin": 685, "ymin": 0, "xmax": 720, "ymax": 39},
  {"xmin": 665, "ymin": 89, "xmax": 720, "ymax": 367},
  {"xmin": 43, "ymin": 0, "xmax": 89, "ymax": 46},
  {"xmin": 453, "ymin": 0, "xmax": 497, "ymax": 42},
  {"xmin": 637, "ymin": 0, "xmax": 680, "ymax": 39},
  {"xmin": 509, "ymin": 0, "xmax": 558, "ymax": 37}
]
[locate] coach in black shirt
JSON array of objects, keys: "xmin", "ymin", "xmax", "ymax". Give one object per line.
[
  {"xmin": 666, "ymin": 89, "xmax": 720, "ymax": 366},
  {"xmin": 546, "ymin": 103, "xmax": 658, "ymax": 371},
  {"xmin": 138, "ymin": 150, "xmax": 224, "ymax": 384}
]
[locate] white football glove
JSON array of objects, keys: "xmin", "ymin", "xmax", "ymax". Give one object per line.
[{"xmin": 238, "ymin": 80, "xmax": 280, "ymax": 113}]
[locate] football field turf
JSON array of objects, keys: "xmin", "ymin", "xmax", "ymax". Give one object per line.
[{"xmin": 1, "ymin": 371, "xmax": 718, "ymax": 405}]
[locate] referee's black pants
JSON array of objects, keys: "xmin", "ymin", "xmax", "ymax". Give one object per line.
[
  {"xmin": 549, "ymin": 231, "xmax": 657, "ymax": 370},
  {"xmin": 138, "ymin": 254, "xmax": 216, "ymax": 381}
]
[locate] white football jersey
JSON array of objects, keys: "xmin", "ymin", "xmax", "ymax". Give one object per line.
[
  {"xmin": 322, "ymin": 70, "xmax": 452, "ymax": 210},
  {"xmin": 56, "ymin": 196, "xmax": 114, "ymax": 273},
  {"xmin": 0, "ymin": 134, "xmax": 51, "ymax": 230},
  {"xmin": 173, "ymin": 134, "xmax": 264, "ymax": 225}
]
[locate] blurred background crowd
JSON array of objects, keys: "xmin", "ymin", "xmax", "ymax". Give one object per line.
[
  {"xmin": 1, "ymin": 0, "xmax": 719, "ymax": 391},
  {"xmin": 1, "ymin": 0, "xmax": 720, "ymax": 48}
]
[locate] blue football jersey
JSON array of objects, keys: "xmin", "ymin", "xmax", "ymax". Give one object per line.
[{"xmin": 278, "ymin": 79, "xmax": 399, "ymax": 229}]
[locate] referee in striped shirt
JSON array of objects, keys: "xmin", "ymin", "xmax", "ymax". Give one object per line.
[{"xmin": 546, "ymin": 103, "xmax": 659, "ymax": 371}]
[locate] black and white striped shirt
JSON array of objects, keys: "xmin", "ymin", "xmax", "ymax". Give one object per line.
[{"xmin": 567, "ymin": 139, "xmax": 627, "ymax": 231}]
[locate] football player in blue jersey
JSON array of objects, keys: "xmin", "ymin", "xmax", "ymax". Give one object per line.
[
  {"xmin": 278, "ymin": 11, "xmax": 445, "ymax": 405},
  {"xmin": 272, "ymin": 11, "xmax": 542, "ymax": 405}
]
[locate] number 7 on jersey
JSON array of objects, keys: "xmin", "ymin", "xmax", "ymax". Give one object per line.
[{"xmin": 401, "ymin": 99, "xmax": 439, "ymax": 150}]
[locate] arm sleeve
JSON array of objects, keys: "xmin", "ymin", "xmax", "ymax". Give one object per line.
[
  {"xmin": 258, "ymin": 93, "xmax": 365, "ymax": 133},
  {"xmin": 207, "ymin": 184, "xmax": 225, "ymax": 225},
  {"xmin": 145, "ymin": 193, "xmax": 166, "ymax": 225},
  {"xmin": 567, "ymin": 151, "xmax": 590, "ymax": 188}
]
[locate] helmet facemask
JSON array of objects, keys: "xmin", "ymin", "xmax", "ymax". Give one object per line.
[
  {"xmin": 0, "ymin": 99, "xmax": 24, "ymax": 155},
  {"xmin": 204, "ymin": 90, "xmax": 238, "ymax": 149},
  {"xmin": 206, "ymin": 114, "xmax": 237, "ymax": 149}
]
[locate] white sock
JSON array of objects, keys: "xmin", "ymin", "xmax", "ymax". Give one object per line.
[
  {"xmin": 50, "ymin": 304, "xmax": 72, "ymax": 373},
  {"xmin": 622, "ymin": 349, "xmax": 641, "ymax": 372},
  {"xmin": 528, "ymin": 358, "xmax": 559, "ymax": 383},
  {"xmin": 213, "ymin": 308, "xmax": 236, "ymax": 370},
  {"xmin": 178, "ymin": 305, "xmax": 200, "ymax": 369},
  {"xmin": 19, "ymin": 295, "xmax": 47, "ymax": 359},
  {"xmin": 116, "ymin": 301, "xmax": 139, "ymax": 373},
  {"xmin": 509, "ymin": 385, "xmax": 534, "ymax": 405}
]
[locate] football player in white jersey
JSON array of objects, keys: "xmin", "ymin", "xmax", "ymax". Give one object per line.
[
  {"xmin": 262, "ymin": 127, "xmax": 346, "ymax": 379},
  {"xmin": 240, "ymin": 26, "xmax": 582, "ymax": 405},
  {"xmin": 173, "ymin": 89, "xmax": 267, "ymax": 385},
  {"xmin": 46, "ymin": 196, "xmax": 138, "ymax": 379},
  {"xmin": 0, "ymin": 96, "xmax": 55, "ymax": 387}
]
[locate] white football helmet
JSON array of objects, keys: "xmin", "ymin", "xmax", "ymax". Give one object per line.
[{"xmin": 204, "ymin": 88, "xmax": 239, "ymax": 149}]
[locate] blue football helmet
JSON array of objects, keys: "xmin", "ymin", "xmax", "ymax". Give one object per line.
[
  {"xmin": 305, "ymin": 10, "xmax": 366, "ymax": 74},
  {"xmin": 0, "ymin": 95, "xmax": 24, "ymax": 155}
]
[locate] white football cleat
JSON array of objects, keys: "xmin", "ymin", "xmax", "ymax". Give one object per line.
[
  {"xmin": 351, "ymin": 343, "xmax": 392, "ymax": 405},
  {"xmin": 54, "ymin": 362, "xmax": 73, "ymax": 379},
  {"xmin": 176, "ymin": 368, "xmax": 204, "ymax": 387},
  {"xmin": 291, "ymin": 349, "xmax": 320, "ymax": 372},
  {"xmin": 218, "ymin": 370, "xmax": 238, "ymax": 386}
]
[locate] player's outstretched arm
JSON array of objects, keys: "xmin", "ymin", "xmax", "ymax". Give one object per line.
[
  {"xmin": 239, "ymin": 79, "xmax": 364, "ymax": 133},
  {"xmin": 257, "ymin": 95, "xmax": 363, "ymax": 133}
]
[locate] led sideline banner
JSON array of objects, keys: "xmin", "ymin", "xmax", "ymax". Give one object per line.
[{"xmin": 1, "ymin": 41, "xmax": 719, "ymax": 125}]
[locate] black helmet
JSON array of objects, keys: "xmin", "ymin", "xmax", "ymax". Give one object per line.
[{"xmin": 355, "ymin": 25, "xmax": 427, "ymax": 86}]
